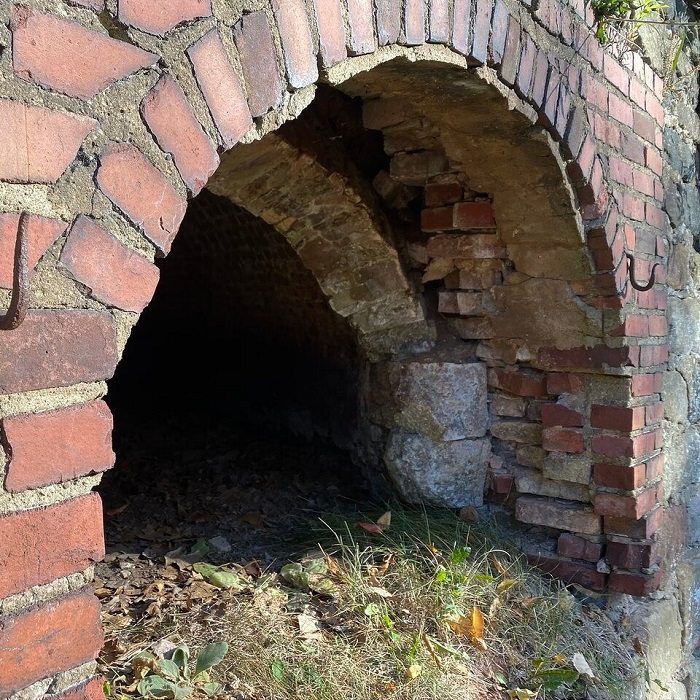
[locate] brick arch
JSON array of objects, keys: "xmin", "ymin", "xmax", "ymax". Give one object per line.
[{"xmin": 0, "ymin": 0, "xmax": 670, "ymax": 696}]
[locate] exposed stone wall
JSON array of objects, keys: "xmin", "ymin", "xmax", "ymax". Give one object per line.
[{"xmin": 0, "ymin": 0, "xmax": 677, "ymax": 696}]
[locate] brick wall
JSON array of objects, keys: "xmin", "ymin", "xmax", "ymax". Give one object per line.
[{"xmin": 0, "ymin": 0, "xmax": 672, "ymax": 695}]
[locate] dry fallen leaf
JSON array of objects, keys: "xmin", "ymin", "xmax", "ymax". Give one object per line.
[
  {"xmin": 458, "ymin": 505, "xmax": 479, "ymax": 522},
  {"xmin": 489, "ymin": 553, "xmax": 509, "ymax": 576},
  {"xmin": 572, "ymin": 652, "xmax": 596, "ymax": 680},
  {"xmin": 405, "ymin": 664, "xmax": 422, "ymax": 679},
  {"xmin": 520, "ymin": 597, "xmax": 543, "ymax": 609},
  {"xmin": 297, "ymin": 612, "xmax": 323, "ymax": 641},
  {"xmin": 496, "ymin": 579, "xmax": 516, "ymax": 595},
  {"xmin": 377, "ymin": 511, "xmax": 392, "ymax": 529},
  {"xmin": 507, "ymin": 689, "xmax": 538, "ymax": 700},
  {"xmin": 421, "ymin": 632, "xmax": 442, "ymax": 669},
  {"xmin": 368, "ymin": 586, "xmax": 394, "ymax": 599},
  {"xmin": 357, "ymin": 522, "xmax": 385, "ymax": 534},
  {"xmin": 488, "ymin": 596, "xmax": 501, "ymax": 619}
]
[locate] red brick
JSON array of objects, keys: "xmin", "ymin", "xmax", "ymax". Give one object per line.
[
  {"xmin": 591, "ymin": 404, "xmax": 645, "ymax": 431},
  {"xmin": 426, "ymin": 233, "xmax": 506, "ymax": 258},
  {"xmin": 490, "ymin": 472, "xmax": 514, "ymax": 494},
  {"xmin": 546, "ymin": 373, "xmax": 586, "ymax": 395},
  {"xmin": 312, "ymin": 0, "xmax": 347, "ymax": 66},
  {"xmin": 0, "ymin": 99, "xmax": 97, "ymax": 184},
  {"xmin": 430, "ymin": 0, "xmax": 450, "ymax": 42},
  {"xmin": 516, "ymin": 495, "xmax": 601, "ymax": 534},
  {"xmin": 0, "ymin": 494, "xmax": 104, "ymax": 597},
  {"xmin": 593, "ymin": 463, "xmax": 646, "ymax": 490},
  {"xmin": 12, "ymin": 7, "xmax": 157, "ymax": 100},
  {"xmin": 557, "ymin": 533, "xmax": 602, "ymax": 562},
  {"xmin": 515, "ymin": 33, "xmax": 536, "ymax": 96},
  {"xmin": 604, "ymin": 506, "xmax": 663, "ymax": 538},
  {"xmin": 47, "ymin": 677, "xmax": 106, "ymax": 700},
  {"xmin": 631, "ymin": 372, "xmax": 662, "ymax": 396},
  {"xmin": 0, "ymin": 590, "xmax": 102, "ymax": 696},
  {"xmin": 592, "ymin": 430, "xmax": 658, "ymax": 459},
  {"xmin": 607, "ymin": 539, "xmax": 658, "ymax": 569},
  {"xmin": 490, "ymin": 0, "xmax": 509, "ymax": 65},
  {"xmin": 187, "ymin": 29, "xmax": 253, "ymax": 149},
  {"xmin": 594, "ymin": 488, "xmax": 657, "ymax": 519},
  {"xmin": 273, "ymin": 0, "xmax": 318, "ymax": 87},
  {"xmin": 608, "ymin": 568, "xmax": 662, "ymax": 595},
  {"xmin": 3, "ymin": 401, "xmax": 114, "ymax": 492},
  {"xmin": 647, "ymin": 315, "xmax": 667, "ymax": 337},
  {"xmin": 529, "ymin": 50, "xmax": 549, "ymax": 106},
  {"xmin": 489, "ymin": 368, "xmax": 547, "ymax": 397},
  {"xmin": 60, "ymin": 216, "xmax": 159, "ymax": 313},
  {"xmin": 499, "ymin": 18, "xmax": 521, "ymax": 86},
  {"xmin": 603, "ymin": 53, "xmax": 629, "ymax": 95},
  {"xmin": 639, "ymin": 344, "xmax": 669, "ymax": 367},
  {"xmin": 0, "ymin": 214, "xmax": 66, "ymax": 289},
  {"xmin": 376, "ymin": 0, "xmax": 400, "ymax": 44},
  {"xmin": 233, "ymin": 12, "xmax": 284, "ymax": 117},
  {"xmin": 424, "ymin": 183, "xmax": 462, "ymax": 207},
  {"xmin": 646, "ymin": 147, "xmax": 663, "ymax": 176},
  {"xmin": 141, "ymin": 74, "xmax": 219, "ymax": 196},
  {"xmin": 609, "ymin": 314, "xmax": 648, "ymax": 337},
  {"xmin": 404, "ymin": 0, "xmax": 425, "ymax": 44},
  {"xmin": 421, "ymin": 206, "xmax": 454, "ymax": 232},
  {"xmin": 646, "ymin": 453, "xmax": 664, "ymax": 480},
  {"xmin": 0, "ymin": 310, "xmax": 117, "ymax": 395},
  {"xmin": 529, "ymin": 554, "xmax": 606, "ymax": 590},
  {"xmin": 538, "ymin": 344, "xmax": 637, "ymax": 370},
  {"xmin": 346, "ymin": 0, "xmax": 376, "ymax": 54},
  {"xmin": 540, "ymin": 404, "xmax": 583, "ymax": 428},
  {"xmin": 118, "ymin": 0, "xmax": 210, "ymax": 35},
  {"xmin": 471, "ymin": 0, "xmax": 492, "ymax": 63},
  {"xmin": 453, "ymin": 201, "xmax": 496, "ymax": 229},
  {"xmin": 96, "ymin": 142, "xmax": 187, "ymax": 255},
  {"xmin": 542, "ymin": 427, "xmax": 584, "ymax": 453}
]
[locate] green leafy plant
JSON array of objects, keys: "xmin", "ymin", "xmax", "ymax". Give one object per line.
[
  {"xmin": 136, "ymin": 642, "xmax": 228, "ymax": 699},
  {"xmin": 592, "ymin": 0, "xmax": 668, "ymax": 44}
]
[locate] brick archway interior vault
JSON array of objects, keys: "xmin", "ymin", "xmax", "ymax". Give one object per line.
[{"xmin": 0, "ymin": 0, "xmax": 669, "ymax": 695}]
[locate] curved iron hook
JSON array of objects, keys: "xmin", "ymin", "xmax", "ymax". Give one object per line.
[
  {"xmin": 626, "ymin": 252, "xmax": 659, "ymax": 293},
  {"xmin": 0, "ymin": 212, "xmax": 30, "ymax": 331}
]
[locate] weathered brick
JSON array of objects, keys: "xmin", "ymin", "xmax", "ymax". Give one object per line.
[
  {"xmin": 631, "ymin": 372, "xmax": 662, "ymax": 396},
  {"xmin": 646, "ymin": 453, "xmax": 664, "ymax": 480},
  {"xmin": 516, "ymin": 33, "xmax": 536, "ymax": 96},
  {"xmin": 12, "ymin": 7, "xmax": 157, "ymax": 99},
  {"xmin": 515, "ymin": 495, "xmax": 601, "ymax": 534},
  {"xmin": 451, "ymin": 0, "xmax": 472, "ymax": 54},
  {"xmin": 489, "ymin": 0, "xmax": 509, "ymax": 65},
  {"xmin": 607, "ymin": 539, "xmax": 658, "ymax": 569},
  {"xmin": 0, "ymin": 99, "xmax": 97, "ymax": 183},
  {"xmin": 0, "ymin": 590, "xmax": 103, "ymax": 697},
  {"xmin": 490, "ymin": 421, "xmax": 542, "ymax": 444},
  {"xmin": 590, "ymin": 404, "xmax": 645, "ymax": 431},
  {"xmin": 47, "ymin": 677, "xmax": 106, "ymax": 700},
  {"xmin": 3, "ymin": 401, "xmax": 114, "ymax": 492},
  {"xmin": 542, "ymin": 453, "xmax": 591, "ymax": 484},
  {"xmin": 0, "ymin": 310, "xmax": 117, "ymax": 395},
  {"xmin": 233, "ymin": 12, "xmax": 284, "ymax": 117},
  {"xmin": 187, "ymin": 29, "xmax": 253, "ymax": 148},
  {"xmin": 542, "ymin": 427, "xmax": 584, "ymax": 453},
  {"xmin": 546, "ymin": 373, "xmax": 586, "ymax": 395},
  {"xmin": 404, "ymin": 0, "xmax": 425, "ymax": 44},
  {"xmin": 346, "ymin": 0, "xmax": 376, "ymax": 54},
  {"xmin": 529, "ymin": 554, "xmax": 606, "ymax": 590},
  {"xmin": 489, "ymin": 368, "xmax": 547, "ymax": 397},
  {"xmin": 538, "ymin": 344, "xmax": 637, "ymax": 370},
  {"xmin": 0, "ymin": 214, "xmax": 66, "ymax": 289},
  {"xmin": 593, "ymin": 463, "xmax": 646, "ymax": 490},
  {"xmin": 540, "ymin": 404, "xmax": 583, "ymax": 428},
  {"xmin": 118, "ymin": 0, "xmax": 211, "ymax": 35},
  {"xmin": 375, "ymin": 0, "xmax": 401, "ymax": 44},
  {"xmin": 96, "ymin": 142, "xmax": 187, "ymax": 255},
  {"xmin": 141, "ymin": 74, "xmax": 219, "ymax": 196},
  {"xmin": 421, "ymin": 206, "xmax": 455, "ymax": 232},
  {"xmin": 594, "ymin": 488, "xmax": 657, "ymax": 519},
  {"xmin": 608, "ymin": 568, "xmax": 662, "ymax": 595},
  {"xmin": 453, "ymin": 201, "xmax": 496, "ymax": 229},
  {"xmin": 391, "ymin": 150, "xmax": 449, "ymax": 184},
  {"xmin": 557, "ymin": 533, "xmax": 602, "ymax": 562},
  {"xmin": 273, "ymin": 0, "xmax": 318, "ymax": 87},
  {"xmin": 424, "ymin": 183, "xmax": 462, "ymax": 207},
  {"xmin": 604, "ymin": 506, "xmax": 663, "ymax": 538},
  {"xmin": 426, "ymin": 234, "xmax": 506, "ymax": 258},
  {"xmin": 445, "ymin": 265, "xmax": 502, "ymax": 290},
  {"xmin": 451, "ymin": 316, "xmax": 495, "ymax": 339},
  {"xmin": 312, "ymin": 0, "xmax": 347, "ymax": 66},
  {"xmin": 60, "ymin": 216, "xmax": 159, "ymax": 312},
  {"xmin": 429, "ymin": 0, "xmax": 450, "ymax": 42},
  {"xmin": 592, "ymin": 430, "xmax": 658, "ymax": 459},
  {"xmin": 490, "ymin": 472, "xmax": 514, "ymax": 494},
  {"xmin": 0, "ymin": 494, "xmax": 104, "ymax": 597},
  {"xmin": 472, "ymin": 0, "xmax": 493, "ymax": 63}
]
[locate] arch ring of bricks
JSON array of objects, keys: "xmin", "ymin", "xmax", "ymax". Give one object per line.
[{"xmin": 0, "ymin": 0, "xmax": 668, "ymax": 696}]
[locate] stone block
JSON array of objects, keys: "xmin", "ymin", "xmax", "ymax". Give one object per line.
[
  {"xmin": 516, "ymin": 444, "xmax": 546, "ymax": 468},
  {"xmin": 542, "ymin": 453, "xmax": 591, "ymax": 484},
  {"xmin": 490, "ymin": 421, "xmax": 542, "ymax": 444},
  {"xmin": 491, "ymin": 394, "xmax": 526, "ymax": 418},
  {"xmin": 390, "ymin": 150, "xmax": 450, "ymax": 185},
  {"xmin": 384, "ymin": 429, "xmax": 491, "ymax": 507},
  {"xmin": 515, "ymin": 495, "xmax": 601, "ymax": 534},
  {"xmin": 390, "ymin": 362, "xmax": 488, "ymax": 440},
  {"xmin": 513, "ymin": 465, "xmax": 590, "ymax": 501}
]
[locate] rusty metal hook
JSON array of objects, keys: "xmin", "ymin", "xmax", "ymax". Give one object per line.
[
  {"xmin": 0, "ymin": 212, "xmax": 30, "ymax": 331},
  {"xmin": 626, "ymin": 252, "xmax": 659, "ymax": 292}
]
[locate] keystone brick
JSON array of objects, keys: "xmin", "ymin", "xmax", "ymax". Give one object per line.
[
  {"xmin": 453, "ymin": 201, "xmax": 496, "ymax": 229},
  {"xmin": 60, "ymin": 216, "xmax": 159, "ymax": 312},
  {"xmin": 3, "ymin": 401, "xmax": 114, "ymax": 492},
  {"xmin": 0, "ymin": 310, "xmax": 117, "ymax": 395},
  {"xmin": 515, "ymin": 495, "xmax": 602, "ymax": 535},
  {"xmin": 96, "ymin": 142, "xmax": 187, "ymax": 255},
  {"xmin": 187, "ymin": 29, "xmax": 253, "ymax": 148},
  {"xmin": 557, "ymin": 533, "xmax": 602, "ymax": 562},
  {"xmin": 118, "ymin": 0, "xmax": 211, "ymax": 35},
  {"xmin": 426, "ymin": 234, "xmax": 507, "ymax": 259},
  {"xmin": 489, "ymin": 369, "xmax": 547, "ymax": 397},
  {"xmin": 47, "ymin": 677, "xmax": 106, "ymax": 700},
  {"xmin": 0, "ymin": 494, "xmax": 104, "ymax": 597},
  {"xmin": 346, "ymin": 0, "xmax": 376, "ymax": 54},
  {"xmin": 273, "ymin": 0, "xmax": 318, "ymax": 88},
  {"xmin": 593, "ymin": 463, "xmax": 646, "ymax": 490},
  {"xmin": 0, "ymin": 99, "xmax": 97, "ymax": 183},
  {"xmin": 233, "ymin": 12, "xmax": 284, "ymax": 117},
  {"xmin": 0, "ymin": 214, "xmax": 67, "ymax": 289},
  {"xmin": 590, "ymin": 404, "xmax": 645, "ymax": 431},
  {"xmin": 141, "ymin": 74, "xmax": 219, "ymax": 196},
  {"xmin": 529, "ymin": 554, "xmax": 606, "ymax": 590},
  {"xmin": 608, "ymin": 568, "xmax": 662, "ymax": 596},
  {"xmin": 376, "ymin": 0, "xmax": 401, "ymax": 44},
  {"xmin": 594, "ymin": 488, "xmax": 657, "ymax": 519},
  {"xmin": 312, "ymin": 0, "xmax": 347, "ymax": 66},
  {"xmin": 0, "ymin": 590, "xmax": 103, "ymax": 697},
  {"xmin": 540, "ymin": 404, "xmax": 583, "ymax": 428},
  {"xmin": 12, "ymin": 7, "xmax": 157, "ymax": 100},
  {"xmin": 542, "ymin": 427, "xmax": 584, "ymax": 453}
]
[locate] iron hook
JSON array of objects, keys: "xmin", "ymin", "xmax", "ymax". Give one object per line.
[
  {"xmin": 625, "ymin": 252, "xmax": 658, "ymax": 293},
  {"xmin": 0, "ymin": 212, "xmax": 30, "ymax": 331}
]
